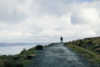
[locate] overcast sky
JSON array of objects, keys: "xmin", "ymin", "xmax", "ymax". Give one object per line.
[{"xmin": 0, "ymin": 0, "xmax": 100, "ymax": 43}]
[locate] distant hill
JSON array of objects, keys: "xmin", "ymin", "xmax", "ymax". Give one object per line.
[{"xmin": 0, "ymin": 42, "xmax": 41, "ymax": 46}]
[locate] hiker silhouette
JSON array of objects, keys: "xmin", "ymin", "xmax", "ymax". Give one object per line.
[{"xmin": 60, "ymin": 36, "xmax": 63, "ymax": 43}]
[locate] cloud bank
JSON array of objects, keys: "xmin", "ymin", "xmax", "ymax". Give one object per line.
[{"xmin": 0, "ymin": 0, "xmax": 100, "ymax": 42}]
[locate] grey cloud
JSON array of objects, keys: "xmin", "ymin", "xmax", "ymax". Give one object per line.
[
  {"xmin": 0, "ymin": 0, "xmax": 99, "ymax": 42},
  {"xmin": 30, "ymin": 0, "xmax": 68, "ymax": 16},
  {"xmin": 0, "ymin": 0, "xmax": 27, "ymax": 23},
  {"xmin": 0, "ymin": 10, "xmax": 27, "ymax": 23}
]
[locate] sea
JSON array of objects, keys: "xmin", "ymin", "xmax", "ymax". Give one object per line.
[{"xmin": 0, "ymin": 42, "xmax": 48, "ymax": 55}]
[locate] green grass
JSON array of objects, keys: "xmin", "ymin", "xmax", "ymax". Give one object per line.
[
  {"xmin": 64, "ymin": 43, "xmax": 100, "ymax": 64},
  {"xmin": 0, "ymin": 37, "xmax": 100, "ymax": 66},
  {"xmin": 0, "ymin": 47, "xmax": 37, "ymax": 67}
]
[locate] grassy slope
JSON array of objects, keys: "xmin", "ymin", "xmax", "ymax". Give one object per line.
[
  {"xmin": 0, "ymin": 47, "xmax": 36, "ymax": 67},
  {"xmin": 64, "ymin": 37, "xmax": 100, "ymax": 64},
  {"xmin": 0, "ymin": 37, "xmax": 100, "ymax": 66}
]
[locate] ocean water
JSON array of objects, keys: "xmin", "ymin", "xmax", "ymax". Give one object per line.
[{"xmin": 0, "ymin": 43, "xmax": 46, "ymax": 55}]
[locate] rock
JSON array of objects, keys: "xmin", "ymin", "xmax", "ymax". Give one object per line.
[{"xmin": 35, "ymin": 45, "xmax": 44, "ymax": 50}]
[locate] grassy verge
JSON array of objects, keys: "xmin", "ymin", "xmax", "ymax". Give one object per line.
[
  {"xmin": 0, "ymin": 47, "xmax": 36, "ymax": 67},
  {"xmin": 64, "ymin": 43, "xmax": 100, "ymax": 64},
  {"xmin": 0, "ymin": 45, "xmax": 45, "ymax": 67}
]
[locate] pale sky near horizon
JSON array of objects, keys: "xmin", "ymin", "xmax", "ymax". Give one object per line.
[{"xmin": 0, "ymin": 0, "xmax": 100, "ymax": 43}]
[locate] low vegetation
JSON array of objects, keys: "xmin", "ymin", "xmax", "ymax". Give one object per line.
[
  {"xmin": 64, "ymin": 37, "xmax": 100, "ymax": 64},
  {"xmin": 0, "ymin": 37, "xmax": 100, "ymax": 66},
  {"xmin": 0, "ymin": 45, "xmax": 43, "ymax": 67}
]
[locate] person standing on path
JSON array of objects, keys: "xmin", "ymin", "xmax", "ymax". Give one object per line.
[{"xmin": 60, "ymin": 36, "xmax": 63, "ymax": 43}]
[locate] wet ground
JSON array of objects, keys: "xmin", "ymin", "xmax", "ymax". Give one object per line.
[{"xmin": 27, "ymin": 43, "xmax": 99, "ymax": 67}]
